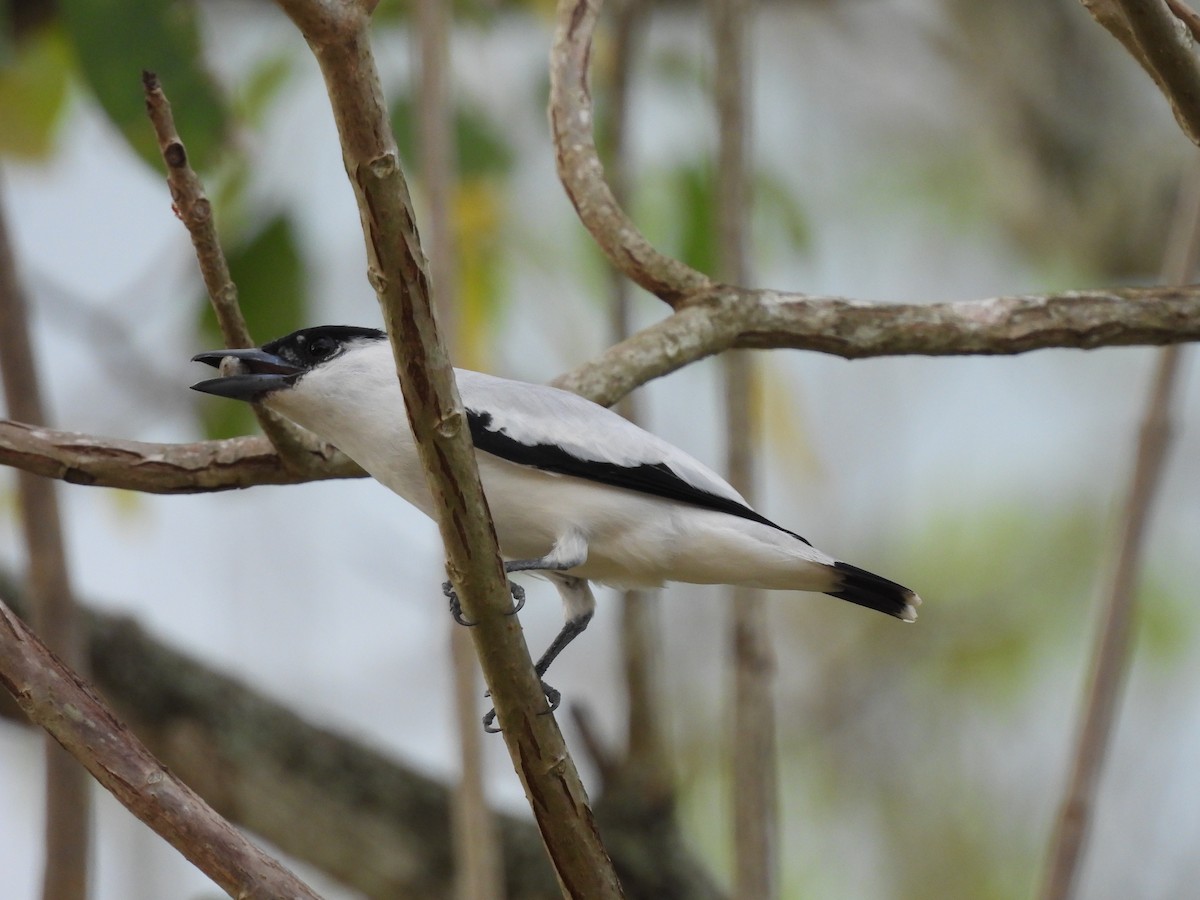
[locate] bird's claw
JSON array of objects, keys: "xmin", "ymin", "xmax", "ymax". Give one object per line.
[
  {"xmin": 481, "ymin": 680, "xmax": 561, "ymax": 733},
  {"xmin": 443, "ymin": 580, "xmax": 476, "ymax": 627},
  {"xmin": 507, "ymin": 581, "xmax": 526, "ymax": 616},
  {"xmin": 444, "ymin": 580, "xmax": 525, "ymax": 626}
]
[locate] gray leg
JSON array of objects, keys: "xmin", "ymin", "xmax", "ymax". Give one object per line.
[
  {"xmin": 480, "ymin": 547, "xmax": 592, "ymax": 732},
  {"xmin": 533, "ymin": 610, "xmax": 594, "ymax": 679},
  {"xmin": 481, "ymin": 610, "xmax": 595, "ymax": 730}
]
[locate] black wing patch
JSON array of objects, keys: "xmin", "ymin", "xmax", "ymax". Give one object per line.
[{"xmin": 467, "ymin": 410, "xmax": 810, "ymax": 545}]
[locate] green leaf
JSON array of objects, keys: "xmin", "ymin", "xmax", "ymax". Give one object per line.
[
  {"xmin": 391, "ymin": 96, "xmax": 515, "ymax": 179},
  {"xmin": 234, "ymin": 53, "xmax": 292, "ymax": 128},
  {"xmin": 674, "ymin": 162, "xmax": 716, "ymax": 275},
  {"xmin": 754, "ymin": 168, "xmax": 812, "ymax": 255},
  {"xmin": 59, "ymin": 0, "xmax": 228, "ymax": 171},
  {"xmin": 0, "ymin": 25, "xmax": 70, "ymax": 159},
  {"xmin": 198, "ymin": 215, "xmax": 306, "ymax": 440}
]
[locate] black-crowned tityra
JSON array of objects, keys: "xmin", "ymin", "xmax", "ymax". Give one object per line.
[{"xmin": 193, "ymin": 325, "xmax": 920, "ymax": 727}]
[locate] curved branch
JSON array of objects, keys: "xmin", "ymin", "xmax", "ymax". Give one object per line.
[
  {"xmin": 550, "ymin": 0, "xmax": 714, "ymax": 305},
  {"xmin": 1082, "ymin": 0, "xmax": 1200, "ymax": 147}
]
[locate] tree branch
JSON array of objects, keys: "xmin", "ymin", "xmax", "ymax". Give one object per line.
[
  {"xmin": 414, "ymin": 0, "xmax": 505, "ymax": 892},
  {"xmin": 142, "ymin": 70, "xmax": 337, "ymax": 478},
  {"xmin": 0, "ymin": 172, "xmax": 91, "ymax": 900},
  {"xmin": 0, "ymin": 595, "xmax": 322, "ymax": 900},
  {"xmin": 0, "ymin": 574, "xmax": 724, "ymax": 900},
  {"xmin": 550, "ymin": 0, "xmax": 714, "ymax": 305},
  {"xmin": 709, "ymin": 0, "xmax": 778, "ymax": 894},
  {"xmin": 1080, "ymin": 0, "xmax": 1200, "ymax": 147},
  {"xmin": 551, "ymin": 285, "xmax": 1200, "ymax": 406},
  {"xmin": 3, "ymin": 284, "xmax": 1200, "ymax": 494},
  {"xmin": 1038, "ymin": 159, "xmax": 1200, "ymax": 900},
  {"xmin": 602, "ymin": 0, "xmax": 674, "ymax": 799},
  {"xmin": 0, "ymin": 421, "xmax": 361, "ymax": 492},
  {"xmin": 270, "ymin": 0, "xmax": 624, "ymax": 894}
]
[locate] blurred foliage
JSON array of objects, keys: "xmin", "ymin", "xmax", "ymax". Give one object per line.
[
  {"xmin": 391, "ymin": 95, "xmax": 516, "ymax": 369},
  {"xmin": 0, "ymin": 24, "xmax": 69, "ymax": 158},
  {"xmin": 938, "ymin": 0, "xmax": 1188, "ymax": 280},
  {"xmin": 390, "ymin": 96, "xmax": 516, "ymax": 180},
  {"xmin": 59, "ymin": 0, "xmax": 229, "ymax": 171},
  {"xmin": 0, "ymin": 0, "xmax": 230, "ymax": 167},
  {"xmin": 452, "ymin": 179, "xmax": 506, "ymax": 370},
  {"xmin": 675, "ymin": 502, "xmax": 1194, "ymax": 899},
  {"xmin": 198, "ymin": 215, "xmax": 307, "ymax": 440},
  {"xmin": 231, "ymin": 53, "xmax": 293, "ymax": 129},
  {"xmin": 638, "ymin": 160, "xmax": 813, "ymax": 280}
]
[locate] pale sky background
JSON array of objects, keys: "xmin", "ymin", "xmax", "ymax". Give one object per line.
[{"xmin": 2, "ymin": 2, "xmax": 1199, "ymax": 898}]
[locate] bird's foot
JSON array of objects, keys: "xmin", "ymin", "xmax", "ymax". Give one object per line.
[
  {"xmin": 507, "ymin": 581, "xmax": 526, "ymax": 615},
  {"xmin": 443, "ymin": 580, "xmax": 475, "ymax": 627},
  {"xmin": 444, "ymin": 580, "xmax": 525, "ymax": 626},
  {"xmin": 482, "ymin": 680, "xmax": 561, "ymax": 733}
]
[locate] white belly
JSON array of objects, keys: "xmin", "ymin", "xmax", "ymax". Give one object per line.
[{"xmin": 474, "ymin": 454, "xmax": 837, "ymax": 592}]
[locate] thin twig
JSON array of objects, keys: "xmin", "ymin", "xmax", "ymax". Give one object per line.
[
  {"xmin": 601, "ymin": 0, "xmax": 673, "ymax": 794},
  {"xmin": 271, "ymin": 0, "xmax": 624, "ymax": 893},
  {"xmin": 0, "ymin": 596, "xmax": 322, "ymax": 900},
  {"xmin": 709, "ymin": 0, "xmax": 778, "ymax": 894},
  {"xmin": 0, "ymin": 174, "xmax": 91, "ymax": 900},
  {"xmin": 142, "ymin": 71, "xmax": 333, "ymax": 477},
  {"xmin": 1039, "ymin": 160, "xmax": 1200, "ymax": 900}
]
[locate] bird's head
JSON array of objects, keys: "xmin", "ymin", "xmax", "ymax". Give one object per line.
[{"xmin": 191, "ymin": 325, "xmax": 387, "ymax": 403}]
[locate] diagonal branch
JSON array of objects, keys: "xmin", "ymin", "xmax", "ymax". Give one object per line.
[
  {"xmin": 1038, "ymin": 160, "xmax": 1200, "ymax": 900},
  {"xmin": 0, "ymin": 595, "xmax": 322, "ymax": 900},
  {"xmin": 0, "ymin": 573, "xmax": 725, "ymax": 899},
  {"xmin": 142, "ymin": 70, "xmax": 334, "ymax": 478},
  {"xmin": 270, "ymin": 0, "xmax": 624, "ymax": 894},
  {"xmin": 1081, "ymin": 0, "xmax": 1200, "ymax": 147}
]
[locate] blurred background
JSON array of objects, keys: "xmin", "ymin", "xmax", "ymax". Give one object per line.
[{"xmin": 2, "ymin": 0, "xmax": 1199, "ymax": 897}]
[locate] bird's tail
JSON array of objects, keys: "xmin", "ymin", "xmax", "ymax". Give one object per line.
[{"xmin": 825, "ymin": 561, "xmax": 921, "ymax": 622}]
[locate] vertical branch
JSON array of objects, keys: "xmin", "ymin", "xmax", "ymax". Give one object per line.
[
  {"xmin": 0, "ymin": 178, "xmax": 91, "ymax": 900},
  {"xmin": 603, "ymin": 0, "xmax": 672, "ymax": 793},
  {"xmin": 1039, "ymin": 160, "xmax": 1200, "ymax": 900},
  {"xmin": 272, "ymin": 2, "xmax": 623, "ymax": 894},
  {"xmin": 414, "ymin": 0, "xmax": 504, "ymax": 896},
  {"xmin": 710, "ymin": 0, "xmax": 777, "ymax": 897}
]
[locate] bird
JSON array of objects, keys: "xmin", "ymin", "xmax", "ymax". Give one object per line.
[{"xmin": 192, "ymin": 325, "xmax": 921, "ymax": 729}]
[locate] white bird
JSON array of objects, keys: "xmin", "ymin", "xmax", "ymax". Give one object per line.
[{"xmin": 193, "ymin": 325, "xmax": 920, "ymax": 726}]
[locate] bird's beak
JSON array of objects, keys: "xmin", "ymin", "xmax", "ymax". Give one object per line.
[{"xmin": 190, "ymin": 347, "xmax": 302, "ymax": 402}]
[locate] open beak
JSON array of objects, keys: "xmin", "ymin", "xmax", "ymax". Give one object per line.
[{"xmin": 190, "ymin": 347, "xmax": 302, "ymax": 402}]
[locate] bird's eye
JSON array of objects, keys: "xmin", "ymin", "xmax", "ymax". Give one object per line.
[{"xmin": 308, "ymin": 336, "xmax": 338, "ymax": 360}]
